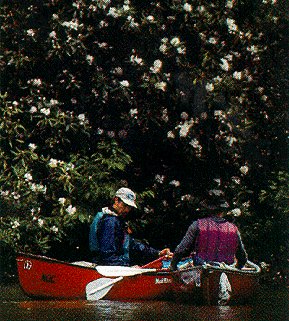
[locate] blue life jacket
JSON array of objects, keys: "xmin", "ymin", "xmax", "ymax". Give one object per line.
[
  {"xmin": 89, "ymin": 211, "xmax": 104, "ymax": 253},
  {"xmin": 89, "ymin": 210, "xmax": 131, "ymax": 265}
]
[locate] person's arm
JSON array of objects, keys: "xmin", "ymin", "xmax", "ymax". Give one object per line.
[
  {"xmin": 129, "ymin": 238, "xmax": 160, "ymax": 262},
  {"xmin": 170, "ymin": 221, "xmax": 198, "ymax": 270},
  {"xmin": 235, "ymin": 230, "xmax": 248, "ymax": 269}
]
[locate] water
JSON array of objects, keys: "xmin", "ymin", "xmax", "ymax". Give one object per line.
[{"xmin": 1, "ymin": 284, "xmax": 288, "ymax": 321}]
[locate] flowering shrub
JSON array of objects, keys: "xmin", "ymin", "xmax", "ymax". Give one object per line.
[
  {"xmin": 0, "ymin": 95, "xmax": 131, "ymax": 256},
  {"xmin": 0, "ymin": 0, "xmax": 287, "ymax": 278}
]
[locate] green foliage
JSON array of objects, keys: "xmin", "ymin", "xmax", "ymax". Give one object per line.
[{"xmin": 0, "ymin": 95, "xmax": 131, "ymax": 256}]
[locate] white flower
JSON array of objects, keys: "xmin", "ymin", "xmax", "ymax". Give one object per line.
[
  {"xmin": 213, "ymin": 76, "xmax": 223, "ymax": 83},
  {"xmin": 28, "ymin": 78, "xmax": 42, "ymax": 87},
  {"xmin": 49, "ymin": 99, "xmax": 59, "ymax": 106},
  {"xmin": 226, "ymin": 136, "xmax": 238, "ymax": 146},
  {"xmin": 231, "ymin": 208, "xmax": 241, "ymax": 217},
  {"xmin": 167, "ymin": 131, "xmax": 175, "ymax": 139},
  {"xmin": 189, "ymin": 138, "xmax": 200, "ymax": 149},
  {"xmin": 180, "ymin": 112, "xmax": 189, "ymax": 120},
  {"xmin": 29, "ymin": 143, "xmax": 37, "ymax": 151},
  {"xmin": 127, "ymin": 16, "xmax": 139, "ymax": 28},
  {"xmin": 66, "ymin": 205, "xmax": 76, "ymax": 215},
  {"xmin": 242, "ymin": 201, "xmax": 250, "ymax": 208},
  {"xmin": 146, "ymin": 15, "xmax": 155, "ymax": 22},
  {"xmin": 179, "ymin": 123, "xmax": 190, "ymax": 137},
  {"xmin": 247, "ymin": 45, "xmax": 258, "ymax": 53},
  {"xmin": 112, "ymin": 67, "xmax": 123, "ymax": 76},
  {"xmin": 177, "ymin": 47, "xmax": 186, "ymax": 54},
  {"xmin": 38, "ymin": 219, "xmax": 44, "ymax": 226},
  {"xmin": 226, "ymin": 0, "xmax": 234, "ymax": 9},
  {"xmin": 220, "ymin": 58, "xmax": 230, "ymax": 71},
  {"xmin": 170, "ymin": 37, "xmax": 181, "ymax": 47},
  {"xmin": 150, "ymin": 59, "xmax": 162, "ymax": 73},
  {"xmin": 155, "ymin": 81, "xmax": 167, "ymax": 91},
  {"xmin": 24, "ymin": 173, "xmax": 33, "ymax": 181},
  {"xmin": 58, "ymin": 198, "xmax": 66, "ymax": 205},
  {"xmin": 240, "ymin": 165, "xmax": 249, "ymax": 175},
  {"xmin": 130, "ymin": 108, "xmax": 138, "ymax": 117},
  {"xmin": 12, "ymin": 220, "xmax": 20, "ymax": 229},
  {"xmin": 162, "ymin": 108, "xmax": 169, "ymax": 123},
  {"xmin": 99, "ymin": 20, "xmax": 109, "ymax": 28},
  {"xmin": 123, "ymin": 4, "xmax": 130, "ymax": 11},
  {"xmin": 261, "ymin": 95, "xmax": 268, "ymax": 101},
  {"xmin": 226, "ymin": 18, "xmax": 238, "ymax": 32},
  {"xmin": 86, "ymin": 55, "xmax": 94, "ymax": 65},
  {"xmin": 12, "ymin": 192, "xmax": 20, "ymax": 200},
  {"xmin": 206, "ymin": 83, "xmax": 214, "ymax": 92},
  {"xmin": 1, "ymin": 190, "xmax": 9, "ymax": 197},
  {"xmin": 232, "ymin": 176, "xmax": 241, "ymax": 184},
  {"xmin": 208, "ymin": 37, "xmax": 217, "ymax": 44},
  {"xmin": 209, "ymin": 189, "xmax": 224, "ymax": 196},
  {"xmin": 77, "ymin": 114, "xmax": 88, "ymax": 125},
  {"xmin": 27, "ymin": 29, "xmax": 35, "ymax": 37},
  {"xmin": 62, "ymin": 20, "xmax": 79, "ymax": 30},
  {"xmin": 181, "ymin": 194, "xmax": 193, "ymax": 201},
  {"xmin": 155, "ymin": 174, "xmax": 165, "ymax": 184},
  {"xmin": 40, "ymin": 108, "xmax": 51, "ymax": 116},
  {"xmin": 49, "ymin": 31, "xmax": 57, "ymax": 38},
  {"xmin": 107, "ymin": 7, "xmax": 119, "ymax": 18},
  {"xmin": 120, "ymin": 80, "xmax": 130, "ymax": 87},
  {"xmin": 159, "ymin": 44, "xmax": 168, "ymax": 53},
  {"xmin": 130, "ymin": 55, "xmax": 143, "ymax": 65},
  {"xmin": 214, "ymin": 110, "xmax": 224, "ymax": 117},
  {"xmin": 183, "ymin": 3, "xmax": 192, "ymax": 12},
  {"xmin": 49, "ymin": 158, "xmax": 58, "ymax": 168},
  {"xmin": 51, "ymin": 226, "xmax": 59, "ymax": 233},
  {"xmin": 233, "ymin": 71, "xmax": 242, "ymax": 80},
  {"xmin": 169, "ymin": 180, "xmax": 180, "ymax": 187}
]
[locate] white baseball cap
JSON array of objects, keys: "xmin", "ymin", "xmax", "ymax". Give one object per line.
[{"xmin": 115, "ymin": 187, "xmax": 137, "ymax": 208}]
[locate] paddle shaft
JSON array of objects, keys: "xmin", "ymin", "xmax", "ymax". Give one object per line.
[
  {"xmin": 140, "ymin": 256, "xmax": 166, "ymax": 268},
  {"xmin": 88, "ymin": 276, "xmax": 123, "ymax": 296}
]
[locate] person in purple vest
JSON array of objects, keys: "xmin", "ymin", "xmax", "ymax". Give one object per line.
[{"xmin": 169, "ymin": 193, "xmax": 248, "ymax": 270}]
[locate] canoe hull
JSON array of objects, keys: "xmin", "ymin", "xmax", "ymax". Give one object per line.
[
  {"xmin": 16, "ymin": 253, "xmax": 173, "ymax": 300},
  {"xmin": 172, "ymin": 268, "xmax": 260, "ymax": 305},
  {"xmin": 16, "ymin": 253, "xmax": 260, "ymax": 304}
]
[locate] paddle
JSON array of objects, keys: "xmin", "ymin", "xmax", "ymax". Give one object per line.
[
  {"xmin": 86, "ymin": 276, "xmax": 123, "ymax": 301},
  {"xmin": 86, "ymin": 257, "xmax": 165, "ymax": 301}
]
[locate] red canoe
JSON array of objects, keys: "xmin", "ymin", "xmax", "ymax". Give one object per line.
[{"xmin": 16, "ymin": 252, "xmax": 261, "ymax": 304}]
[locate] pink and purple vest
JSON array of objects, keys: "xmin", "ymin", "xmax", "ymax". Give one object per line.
[{"xmin": 195, "ymin": 218, "xmax": 239, "ymax": 264}]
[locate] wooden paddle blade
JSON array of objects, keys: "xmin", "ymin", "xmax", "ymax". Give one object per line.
[{"xmin": 86, "ymin": 277, "xmax": 123, "ymax": 301}]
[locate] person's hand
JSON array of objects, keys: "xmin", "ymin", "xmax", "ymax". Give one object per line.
[{"xmin": 159, "ymin": 248, "xmax": 173, "ymax": 259}]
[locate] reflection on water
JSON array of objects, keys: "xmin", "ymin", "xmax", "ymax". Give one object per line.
[{"xmin": 0, "ymin": 284, "xmax": 288, "ymax": 321}]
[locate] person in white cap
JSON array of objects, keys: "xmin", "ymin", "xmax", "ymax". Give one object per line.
[{"xmin": 89, "ymin": 187, "xmax": 172, "ymax": 266}]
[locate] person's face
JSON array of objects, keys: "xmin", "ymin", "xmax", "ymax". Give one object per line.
[{"xmin": 114, "ymin": 198, "xmax": 132, "ymax": 216}]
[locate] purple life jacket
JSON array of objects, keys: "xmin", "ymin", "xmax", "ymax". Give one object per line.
[{"xmin": 195, "ymin": 218, "xmax": 239, "ymax": 264}]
